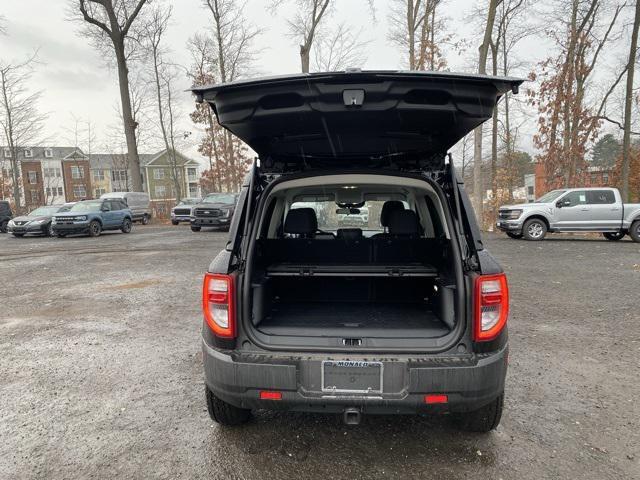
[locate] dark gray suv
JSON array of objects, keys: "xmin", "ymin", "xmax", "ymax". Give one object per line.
[{"xmin": 193, "ymin": 71, "xmax": 520, "ymax": 431}]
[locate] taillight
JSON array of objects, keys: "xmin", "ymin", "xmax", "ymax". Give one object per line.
[
  {"xmin": 202, "ymin": 273, "xmax": 236, "ymax": 338},
  {"xmin": 473, "ymin": 273, "xmax": 509, "ymax": 342}
]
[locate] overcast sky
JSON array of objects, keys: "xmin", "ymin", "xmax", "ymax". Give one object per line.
[{"xmin": 0, "ymin": 0, "xmax": 579, "ymax": 164}]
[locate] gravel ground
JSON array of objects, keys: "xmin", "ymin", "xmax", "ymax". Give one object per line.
[{"xmin": 0, "ymin": 226, "xmax": 638, "ymax": 479}]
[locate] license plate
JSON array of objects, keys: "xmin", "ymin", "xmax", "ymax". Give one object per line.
[{"xmin": 321, "ymin": 360, "xmax": 383, "ymax": 394}]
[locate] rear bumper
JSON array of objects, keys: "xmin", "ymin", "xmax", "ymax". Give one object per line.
[
  {"xmin": 191, "ymin": 217, "xmax": 231, "ymax": 227},
  {"xmin": 203, "ymin": 341, "xmax": 508, "ymax": 414}
]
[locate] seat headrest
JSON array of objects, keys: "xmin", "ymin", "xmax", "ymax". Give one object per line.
[
  {"xmin": 284, "ymin": 208, "xmax": 317, "ymax": 235},
  {"xmin": 388, "ymin": 210, "xmax": 420, "ymax": 236},
  {"xmin": 337, "ymin": 228, "xmax": 363, "ymax": 240},
  {"xmin": 379, "ymin": 200, "xmax": 405, "ymax": 227}
]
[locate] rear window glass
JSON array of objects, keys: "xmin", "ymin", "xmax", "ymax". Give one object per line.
[{"xmin": 586, "ymin": 190, "xmax": 615, "ymax": 204}]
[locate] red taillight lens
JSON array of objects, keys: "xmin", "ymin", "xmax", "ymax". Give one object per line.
[
  {"xmin": 259, "ymin": 391, "xmax": 282, "ymax": 401},
  {"xmin": 202, "ymin": 273, "xmax": 236, "ymax": 338},
  {"xmin": 473, "ymin": 273, "xmax": 509, "ymax": 342},
  {"xmin": 424, "ymin": 394, "xmax": 448, "ymax": 404}
]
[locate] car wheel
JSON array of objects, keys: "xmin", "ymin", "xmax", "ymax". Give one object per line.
[
  {"xmin": 522, "ymin": 218, "xmax": 547, "ymax": 241},
  {"xmin": 452, "ymin": 393, "xmax": 504, "ymax": 433},
  {"xmin": 56, "ymin": 233, "xmax": 67, "ymax": 238},
  {"xmin": 629, "ymin": 220, "xmax": 640, "ymax": 243},
  {"xmin": 88, "ymin": 220, "xmax": 102, "ymax": 237},
  {"xmin": 0, "ymin": 220, "xmax": 8, "ymax": 233},
  {"xmin": 506, "ymin": 232, "xmax": 523, "ymax": 239},
  {"xmin": 205, "ymin": 386, "xmax": 250, "ymax": 426},
  {"xmin": 12, "ymin": 233, "xmax": 25, "ymax": 238},
  {"xmin": 191, "ymin": 226, "xmax": 201, "ymax": 232},
  {"xmin": 142, "ymin": 215, "xmax": 150, "ymax": 225},
  {"xmin": 603, "ymin": 231, "xmax": 625, "ymax": 241},
  {"xmin": 171, "ymin": 220, "xmax": 179, "ymax": 226},
  {"xmin": 121, "ymin": 218, "xmax": 132, "ymax": 233}
]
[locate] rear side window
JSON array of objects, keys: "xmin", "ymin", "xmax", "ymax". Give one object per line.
[{"xmin": 586, "ymin": 190, "xmax": 615, "ymax": 204}]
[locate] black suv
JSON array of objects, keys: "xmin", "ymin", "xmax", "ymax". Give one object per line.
[
  {"xmin": 193, "ymin": 71, "xmax": 521, "ymax": 431},
  {"xmin": 0, "ymin": 200, "xmax": 12, "ymax": 233}
]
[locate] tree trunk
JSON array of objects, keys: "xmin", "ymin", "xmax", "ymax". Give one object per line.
[
  {"xmin": 621, "ymin": 0, "xmax": 640, "ymax": 202},
  {"xmin": 300, "ymin": 44, "xmax": 311, "ymax": 73},
  {"xmin": 114, "ymin": 40, "xmax": 142, "ymax": 192},
  {"xmin": 473, "ymin": 0, "xmax": 501, "ymax": 225}
]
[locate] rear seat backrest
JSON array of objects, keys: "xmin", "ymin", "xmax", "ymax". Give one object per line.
[
  {"xmin": 388, "ymin": 210, "xmax": 420, "ymax": 238},
  {"xmin": 283, "ymin": 208, "xmax": 317, "ymax": 238}
]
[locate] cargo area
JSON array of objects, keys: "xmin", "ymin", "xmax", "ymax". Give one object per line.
[{"xmin": 245, "ymin": 175, "xmax": 461, "ymax": 345}]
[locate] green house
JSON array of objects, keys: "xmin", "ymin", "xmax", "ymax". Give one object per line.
[{"xmin": 142, "ymin": 150, "xmax": 201, "ymax": 201}]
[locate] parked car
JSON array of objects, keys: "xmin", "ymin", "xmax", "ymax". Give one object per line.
[
  {"xmin": 52, "ymin": 199, "xmax": 132, "ymax": 238},
  {"xmin": 0, "ymin": 200, "xmax": 12, "ymax": 233},
  {"xmin": 497, "ymin": 187, "xmax": 640, "ymax": 242},
  {"xmin": 192, "ymin": 70, "xmax": 519, "ymax": 431},
  {"xmin": 171, "ymin": 198, "xmax": 201, "ymax": 225},
  {"xmin": 190, "ymin": 193, "xmax": 238, "ymax": 232},
  {"xmin": 100, "ymin": 192, "xmax": 151, "ymax": 224},
  {"xmin": 7, "ymin": 204, "xmax": 74, "ymax": 237}
]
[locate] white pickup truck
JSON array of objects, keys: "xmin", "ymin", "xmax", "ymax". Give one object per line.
[{"xmin": 497, "ymin": 187, "xmax": 640, "ymax": 242}]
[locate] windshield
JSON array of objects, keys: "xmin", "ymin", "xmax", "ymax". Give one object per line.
[
  {"xmin": 179, "ymin": 198, "xmax": 200, "ymax": 206},
  {"xmin": 203, "ymin": 193, "xmax": 236, "ymax": 204},
  {"xmin": 69, "ymin": 201, "xmax": 102, "ymax": 212},
  {"xmin": 536, "ymin": 190, "xmax": 566, "ymax": 203},
  {"xmin": 29, "ymin": 206, "xmax": 60, "ymax": 216}
]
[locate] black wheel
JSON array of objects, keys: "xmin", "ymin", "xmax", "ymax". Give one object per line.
[
  {"xmin": 88, "ymin": 220, "xmax": 102, "ymax": 237},
  {"xmin": 12, "ymin": 233, "xmax": 25, "ymax": 238},
  {"xmin": 453, "ymin": 394, "xmax": 504, "ymax": 433},
  {"xmin": 0, "ymin": 220, "xmax": 8, "ymax": 233},
  {"xmin": 121, "ymin": 218, "xmax": 132, "ymax": 233},
  {"xmin": 56, "ymin": 233, "xmax": 67, "ymax": 238},
  {"xmin": 506, "ymin": 232, "xmax": 523, "ymax": 239},
  {"xmin": 205, "ymin": 386, "xmax": 250, "ymax": 426},
  {"xmin": 522, "ymin": 218, "xmax": 547, "ymax": 241},
  {"xmin": 629, "ymin": 220, "xmax": 640, "ymax": 243},
  {"xmin": 171, "ymin": 220, "xmax": 179, "ymax": 226},
  {"xmin": 603, "ymin": 231, "xmax": 625, "ymax": 241},
  {"xmin": 191, "ymin": 226, "xmax": 201, "ymax": 232},
  {"xmin": 141, "ymin": 215, "xmax": 150, "ymax": 225}
]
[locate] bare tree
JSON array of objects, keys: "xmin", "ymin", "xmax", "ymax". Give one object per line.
[
  {"xmin": 620, "ymin": 0, "xmax": 640, "ymax": 201},
  {"xmin": 312, "ymin": 23, "xmax": 369, "ymax": 71},
  {"xmin": 0, "ymin": 54, "xmax": 47, "ymax": 213},
  {"xmin": 142, "ymin": 5, "xmax": 184, "ymax": 202},
  {"xmin": 73, "ymin": 0, "xmax": 151, "ymax": 192},
  {"xmin": 473, "ymin": 0, "xmax": 502, "ymax": 223}
]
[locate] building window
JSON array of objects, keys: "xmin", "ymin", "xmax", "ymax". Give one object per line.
[
  {"xmin": 93, "ymin": 169, "xmax": 105, "ymax": 181},
  {"xmin": 189, "ymin": 184, "xmax": 199, "ymax": 197},
  {"xmin": 45, "ymin": 187, "xmax": 51, "ymax": 196},
  {"xmin": 71, "ymin": 166, "xmax": 84, "ymax": 179},
  {"xmin": 2, "ymin": 167, "xmax": 12, "ymax": 178},
  {"xmin": 187, "ymin": 167, "xmax": 197, "ymax": 182},
  {"xmin": 602, "ymin": 173, "xmax": 609, "ymax": 183},
  {"xmin": 28, "ymin": 171, "xmax": 37, "ymax": 184},
  {"xmin": 153, "ymin": 169, "xmax": 165, "ymax": 180},
  {"xmin": 3, "ymin": 148, "xmax": 11, "ymax": 158},
  {"xmin": 155, "ymin": 185, "xmax": 166, "ymax": 198},
  {"xmin": 590, "ymin": 173, "xmax": 598, "ymax": 184},
  {"xmin": 94, "ymin": 187, "xmax": 106, "ymax": 197},
  {"xmin": 44, "ymin": 148, "xmax": 53, "ymax": 158},
  {"xmin": 24, "ymin": 148, "xmax": 33, "ymax": 158},
  {"xmin": 73, "ymin": 185, "xmax": 86, "ymax": 198},
  {"xmin": 58, "ymin": 187, "xmax": 63, "ymax": 196},
  {"xmin": 44, "ymin": 167, "xmax": 62, "ymax": 178},
  {"xmin": 30, "ymin": 190, "xmax": 40, "ymax": 202},
  {"xmin": 111, "ymin": 169, "xmax": 127, "ymax": 182}
]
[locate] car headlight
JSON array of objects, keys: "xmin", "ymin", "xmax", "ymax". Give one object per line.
[
  {"xmin": 505, "ymin": 209, "xmax": 523, "ymax": 220},
  {"xmin": 8, "ymin": 219, "xmax": 15, "ymax": 226},
  {"xmin": 222, "ymin": 208, "xmax": 232, "ymax": 218}
]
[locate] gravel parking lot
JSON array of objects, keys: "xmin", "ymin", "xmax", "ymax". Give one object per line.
[{"xmin": 1, "ymin": 226, "xmax": 638, "ymax": 479}]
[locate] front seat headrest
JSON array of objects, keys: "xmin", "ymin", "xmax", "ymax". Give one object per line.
[
  {"xmin": 284, "ymin": 208, "xmax": 318, "ymax": 235},
  {"xmin": 388, "ymin": 210, "xmax": 420, "ymax": 237},
  {"xmin": 337, "ymin": 228, "xmax": 363, "ymax": 241},
  {"xmin": 379, "ymin": 200, "xmax": 405, "ymax": 227}
]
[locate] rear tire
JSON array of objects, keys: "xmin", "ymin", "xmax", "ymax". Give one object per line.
[
  {"xmin": 171, "ymin": 220, "xmax": 179, "ymax": 226},
  {"xmin": 12, "ymin": 233, "xmax": 24, "ymax": 238},
  {"xmin": 141, "ymin": 215, "xmax": 150, "ymax": 225},
  {"xmin": 603, "ymin": 231, "xmax": 625, "ymax": 241},
  {"xmin": 88, "ymin": 220, "xmax": 102, "ymax": 237},
  {"xmin": 0, "ymin": 220, "xmax": 8, "ymax": 233},
  {"xmin": 56, "ymin": 233, "xmax": 67, "ymax": 238},
  {"xmin": 522, "ymin": 218, "xmax": 547, "ymax": 241},
  {"xmin": 121, "ymin": 218, "xmax": 132, "ymax": 233},
  {"xmin": 205, "ymin": 386, "xmax": 250, "ymax": 426},
  {"xmin": 453, "ymin": 394, "xmax": 504, "ymax": 433},
  {"xmin": 506, "ymin": 232, "xmax": 523, "ymax": 239},
  {"xmin": 629, "ymin": 220, "xmax": 640, "ymax": 243},
  {"xmin": 191, "ymin": 226, "xmax": 201, "ymax": 232}
]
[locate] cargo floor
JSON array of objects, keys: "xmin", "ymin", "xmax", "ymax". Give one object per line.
[{"xmin": 257, "ymin": 302, "xmax": 450, "ymax": 338}]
